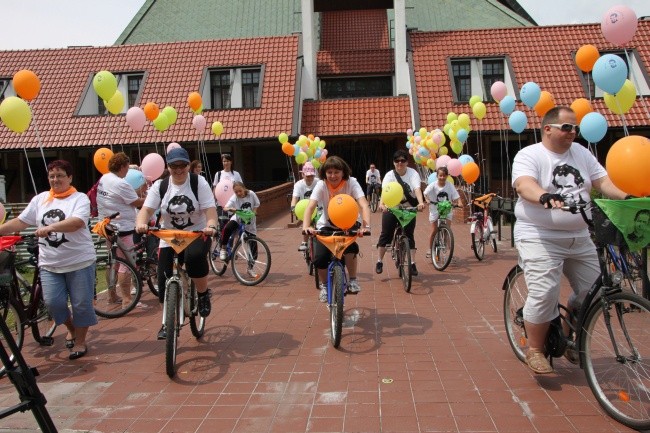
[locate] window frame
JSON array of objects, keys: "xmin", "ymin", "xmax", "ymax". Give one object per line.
[
  {"xmin": 577, "ymin": 49, "xmax": 650, "ymax": 98},
  {"xmin": 448, "ymin": 56, "xmax": 515, "ymax": 104},
  {"xmin": 76, "ymin": 71, "xmax": 145, "ymax": 117},
  {"xmin": 319, "ymin": 75, "xmax": 394, "ymax": 99},
  {"xmin": 204, "ymin": 65, "xmax": 264, "ymax": 110}
]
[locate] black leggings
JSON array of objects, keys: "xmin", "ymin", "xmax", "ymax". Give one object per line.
[
  {"xmin": 220, "ymin": 220, "xmax": 258, "ymax": 260},
  {"xmin": 376, "ymin": 211, "xmax": 416, "ymax": 249},
  {"xmin": 156, "ymin": 236, "xmax": 211, "ymax": 303}
]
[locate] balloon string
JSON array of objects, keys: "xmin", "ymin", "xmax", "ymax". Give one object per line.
[
  {"xmin": 22, "ymin": 145, "xmax": 38, "ymax": 197},
  {"xmin": 30, "ymin": 110, "xmax": 47, "ymax": 171},
  {"xmin": 105, "ymin": 115, "xmax": 113, "ymax": 153},
  {"xmin": 623, "ymin": 48, "xmax": 650, "ymax": 121},
  {"xmin": 285, "ymin": 155, "xmax": 295, "ymax": 185}
]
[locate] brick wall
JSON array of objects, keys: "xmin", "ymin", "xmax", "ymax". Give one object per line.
[{"xmin": 255, "ymin": 182, "xmax": 293, "ymax": 225}]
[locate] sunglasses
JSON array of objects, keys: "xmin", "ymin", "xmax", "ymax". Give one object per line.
[
  {"xmin": 548, "ymin": 123, "xmax": 580, "ymax": 134},
  {"xmin": 394, "ymin": 159, "xmax": 408, "ymax": 163},
  {"xmin": 169, "ymin": 163, "xmax": 189, "ymax": 170}
]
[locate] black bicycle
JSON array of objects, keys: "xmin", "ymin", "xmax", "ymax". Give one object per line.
[
  {"xmin": 369, "ymin": 182, "xmax": 380, "ymax": 213},
  {"xmin": 503, "ymin": 200, "xmax": 650, "ymax": 429},
  {"xmin": 388, "ymin": 207, "xmax": 418, "ymax": 293}
]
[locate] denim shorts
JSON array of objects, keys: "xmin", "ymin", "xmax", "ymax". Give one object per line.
[{"xmin": 40, "ymin": 262, "xmax": 98, "ymax": 328}]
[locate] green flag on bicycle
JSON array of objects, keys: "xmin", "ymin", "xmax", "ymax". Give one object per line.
[
  {"xmin": 595, "ymin": 198, "xmax": 650, "ymax": 252},
  {"xmin": 389, "ymin": 207, "xmax": 417, "ymax": 227}
]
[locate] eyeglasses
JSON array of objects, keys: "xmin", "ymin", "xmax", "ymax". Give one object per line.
[
  {"xmin": 48, "ymin": 174, "xmax": 69, "ymax": 180},
  {"xmin": 394, "ymin": 159, "xmax": 407, "ymax": 163},
  {"xmin": 548, "ymin": 123, "xmax": 580, "ymax": 134},
  {"xmin": 168, "ymin": 163, "xmax": 189, "ymax": 170}
]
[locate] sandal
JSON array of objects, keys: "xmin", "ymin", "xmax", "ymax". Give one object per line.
[
  {"xmin": 525, "ymin": 349, "xmax": 553, "ymax": 374},
  {"xmin": 65, "ymin": 338, "xmax": 75, "ymax": 349},
  {"xmin": 69, "ymin": 346, "xmax": 87, "ymax": 360}
]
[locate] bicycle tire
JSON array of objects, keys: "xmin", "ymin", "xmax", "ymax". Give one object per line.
[
  {"xmin": 581, "ymin": 291, "xmax": 650, "ymax": 430},
  {"xmin": 471, "ymin": 224, "xmax": 485, "ymax": 261},
  {"xmin": 399, "ymin": 236, "xmax": 412, "ymax": 293},
  {"xmin": 94, "ymin": 257, "xmax": 142, "ymax": 319},
  {"xmin": 502, "ymin": 265, "xmax": 528, "ymax": 363},
  {"xmin": 188, "ymin": 282, "xmax": 205, "ymax": 339},
  {"xmin": 370, "ymin": 191, "xmax": 378, "ymax": 213},
  {"xmin": 165, "ymin": 281, "xmax": 180, "ymax": 378},
  {"xmin": 31, "ymin": 292, "xmax": 56, "ymax": 345},
  {"xmin": 0, "ymin": 297, "xmax": 25, "ymax": 376},
  {"xmin": 330, "ymin": 264, "xmax": 344, "ymax": 348},
  {"xmin": 490, "ymin": 235, "xmax": 497, "ymax": 253},
  {"xmin": 209, "ymin": 239, "xmax": 228, "ymax": 276},
  {"xmin": 432, "ymin": 226, "xmax": 454, "ymax": 271},
  {"xmin": 231, "ymin": 236, "xmax": 271, "ymax": 286},
  {"xmin": 141, "ymin": 257, "xmax": 160, "ymax": 298}
]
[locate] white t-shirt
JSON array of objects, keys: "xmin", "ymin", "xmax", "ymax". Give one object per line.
[
  {"xmin": 212, "ymin": 170, "xmax": 243, "ymax": 187},
  {"xmin": 512, "ymin": 142, "xmax": 607, "ymax": 240},
  {"xmin": 292, "ymin": 179, "xmax": 320, "ymax": 200},
  {"xmin": 225, "ymin": 191, "xmax": 260, "ymax": 234},
  {"xmin": 424, "ymin": 181, "xmax": 459, "ymax": 221},
  {"xmin": 366, "ymin": 169, "xmax": 381, "ymax": 184},
  {"xmin": 309, "ymin": 177, "xmax": 365, "ymax": 230},
  {"xmin": 19, "ymin": 192, "xmax": 96, "ymax": 269},
  {"xmin": 382, "ymin": 168, "xmax": 422, "ymax": 208},
  {"xmin": 144, "ymin": 175, "xmax": 216, "ymax": 247},
  {"xmin": 97, "ymin": 172, "xmax": 139, "ymax": 231}
]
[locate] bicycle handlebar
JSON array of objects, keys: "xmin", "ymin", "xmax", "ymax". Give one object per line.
[{"xmin": 303, "ymin": 228, "xmax": 370, "ymax": 237}]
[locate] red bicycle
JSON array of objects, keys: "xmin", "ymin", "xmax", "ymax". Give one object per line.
[{"xmin": 468, "ymin": 193, "xmax": 497, "ymax": 260}]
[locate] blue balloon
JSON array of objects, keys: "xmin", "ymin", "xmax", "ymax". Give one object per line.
[
  {"xmin": 458, "ymin": 154, "xmax": 474, "ymax": 166},
  {"xmin": 520, "ymin": 82, "xmax": 541, "ymax": 108},
  {"xmin": 508, "ymin": 110, "xmax": 527, "ymax": 134},
  {"xmin": 456, "ymin": 128, "xmax": 469, "ymax": 143},
  {"xmin": 592, "ymin": 54, "xmax": 628, "ymax": 95},
  {"xmin": 125, "ymin": 168, "xmax": 145, "ymax": 190},
  {"xmin": 427, "ymin": 172, "xmax": 437, "ymax": 184},
  {"xmin": 499, "ymin": 95, "xmax": 516, "ymax": 115},
  {"xmin": 579, "ymin": 112, "xmax": 608, "ymax": 142}
]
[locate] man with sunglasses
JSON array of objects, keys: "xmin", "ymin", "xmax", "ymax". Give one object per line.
[{"xmin": 512, "ymin": 106, "xmax": 627, "ymax": 374}]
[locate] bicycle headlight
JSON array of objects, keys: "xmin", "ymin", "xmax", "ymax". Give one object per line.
[{"xmin": 610, "ymin": 270, "xmax": 624, "ymax": 286}]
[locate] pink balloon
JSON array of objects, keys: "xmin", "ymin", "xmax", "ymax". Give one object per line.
[
  {"xmin": 601, "ymin": 5, "xmax": 638, "ymax": 47},
  {"xmin": 214, "ymin": 179, "xmax": 234, "ymax": 206},
  {"xmin": 166, "ymin": 142, "xmax": 181, "ymax": 153},
  {"xmin": 447, "ymin": 158, "xmax": 462, "ymax": 177},
  {"xmin": 140, "ymin": 153, "xmax": 165, "ymax": 182},
  {"xmin": 432, "ymin": 131, "xmax": 443, "ymax": 145},
  {"xmin": 435, "ymin": 155, "xmax": 451, "ymax": 169},
  {"xmin": 125, "ymin": 107, "xmax": 146, "ymax": 132},
  {"xmin": 192, "ymin": 114, "xmax": 206, "ymax": 132},
  {"xmin": 490, "ymin": 81, "xmax": 507, "ymax": 102}
]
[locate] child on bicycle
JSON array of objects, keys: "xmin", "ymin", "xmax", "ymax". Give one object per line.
[
  {"xmin": 301, "ymin": 156, "xmax": 371, "ymax": 302},
  {"xmin": 423, "ymin": 166, "xmax": 461, "ymax": 253},
  {"xmin": 290, "ymin": 162, "xmax": 320, "ymax": 252}
]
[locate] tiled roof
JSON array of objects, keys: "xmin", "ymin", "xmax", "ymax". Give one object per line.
[
  {"xmin": 317, "ymin": 49, "xmax": 394, "ymax": 76},
  {"xmin": 301, "ymin": 97, "xmax": 411, "ymax": 136},
  {"xmin": 411, "ymin": 21, "xmax": 650, "ymax": 132},
  {"xmin": 0, "ymin": 36, "xmax": 298, "ymax": 150},
  {"xmin": 320, "ymin": 10, "xmax": 390, "ymax": 51}
]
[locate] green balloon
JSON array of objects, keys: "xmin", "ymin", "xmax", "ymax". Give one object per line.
[
  {"xmin": 0, "ymin": 96, "xmax": 32, "ymax": 133},
  {"xmin": 162, "ymin": 106, "xmax": 178, "ymax": 124},
  {"xmin": 294, "ymin": 198, "xmax": 317, "ymax": 221},
  {"xmin": 153, "ymin": 113, "xmax": 170, "ymax": 132},
  {"xmin": 93, "ymin": 70, "xmax": 117, "ymax": 101}
]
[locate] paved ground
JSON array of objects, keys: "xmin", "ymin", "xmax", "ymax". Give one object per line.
[{"xmin": 0, "ymin": 209, "xmax": 638, "ymax": 433}]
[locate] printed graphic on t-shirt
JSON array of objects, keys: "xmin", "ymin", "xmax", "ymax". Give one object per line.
[
  {"xmin": 41, "ymin": 209, "xmax": 69, "ymax": 248},
  {"xmin": 167, "ymin": 195, "xmax": 196, "ymax": 229},
  {"xmin": 436, "ymin": 191, "xmax": 450, "ymax": 202},
  {"xmin": 551, "ymin": 163, "xmax": 587, "ymax": 205},
  {"xmin": 304, "ymin": 190, "xmax": 312, "ymax": 199},
  {"xmin": 241, "ymin": 201, "xmax": 253, "ymax": 211}
]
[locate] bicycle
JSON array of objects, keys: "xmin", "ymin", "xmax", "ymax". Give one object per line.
[
  {"xmin": 310, "ymin": 227, "xmax": 368, "ymax": 348},
  {"xmin": 368, "ymin": 182, "xmax": 381, "ymax": 213},
  {"xmin": 147, "ymin": 228, "xmax": 206, "ymax": 378},
  {"xmin": 91, "ymin": 214, "xmax": 159, "ymax": 318},
  {"xmin": 301, "ymin": 209, "xmax": 322, "ymax": 290},
  {"xmin": 388, "ymin": 207, "xmax": 418, "ymax": 293},
  {"xmin": 0, "ymin": 235, "xmax": 56, "ymax": 375},
  {"xmin": 502, "ymin": 200, "xmax": 650, "ymax": 430},
  {"xmin": 428, "ymin": 201, "xmax": 459, "ymax": 271},
  {"xmin": 605, "ymin": 244, "xmax": 648, "ymax": 296},
  {"xmin": 208, "ymin": 210, "xmax": 271, "ymax": 286},
  {"xmin": 469, "ymin": 192, "xmax": 497, "ymax": 261}
]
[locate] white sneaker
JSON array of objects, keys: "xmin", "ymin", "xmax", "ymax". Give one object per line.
[
  {"xmin": 348, "ymin": 279, "xmax": 361, "ymax": 294},
  {"xmin": 130, "ymin": 287, "xmax": 137, "ymax": 295},
  {"xmin": 219, "ymin": 249, "xmax": 227, "ymax": 260},
  {"xmin": 247, "ymin": 268, "xmax": 259, "ymax": 279},
  {"xmin": 298, "ymin": 242, "xmax": 307, "ymax": 251},
  {"xmin": 318, "ymin": 284, "xmax": 327, "ymax": 303}
]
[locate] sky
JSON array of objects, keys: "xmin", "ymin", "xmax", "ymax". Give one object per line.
[{"xmin": 0, "ymin": 0, "xmax": 649, "ymax": 50}]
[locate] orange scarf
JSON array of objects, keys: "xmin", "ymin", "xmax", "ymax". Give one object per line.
[
  {"xmin": 326, "ymin": 180, "xmax": 347, "ymax": 198},
  {"xmin": 44, "ymin": 186, "xmax": 78, "ymax": 203}
]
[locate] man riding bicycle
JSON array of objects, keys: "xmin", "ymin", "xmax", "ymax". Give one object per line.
[{"xmin": 365, "ymin": 163, "xmax": 381, "ymax": 201}]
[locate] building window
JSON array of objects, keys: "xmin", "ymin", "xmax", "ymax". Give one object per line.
[
  {"xmin": 205, "ymin": 66, "xmax": 263, "ymax": 110},
  {"xmin": 242, "ymin": 69, "xmax": 260, "ymax": 108},
  {"xmin": 449, "ymin": 57, "xmax": 513, "ymax": 103},
  {"xmin": 210, "ymin": 71, "xmax": 231, "ymax": 109},
  {"xmin": 320, "ymin": 76, "xmax": 393, "ymax": 99},
  {"xmin": 127, "ymin": 76, "xmax": 142, "ymax": 108},
  {"xmin": 77, "ymin": 71, "xmax": 144, "ymax": 116},
  {"xmin": 0, "ymin": 79, "xmax": 8, "ymax": 103},
  {"xmin": 579, "ymin": 50, "xmax": 650, "ymax": 97}
]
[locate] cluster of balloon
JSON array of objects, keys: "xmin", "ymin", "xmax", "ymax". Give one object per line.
[
  {"xmin": 92, "ymin": 71, "xmax": 124, "ymax": 115},
  {"xmin": 124, "ymin": 101, "xmax": 178, "ymax": 133},
  {"xmin": 93, "ymin": 147, "xmax": 114, "ymax": 174},
  {"xmin": 405, "ymin": 120, "xmax": 469, "ymax": 171},
  {"xmin": 492, "ymin": 80, "xmax": 556, "ymax": 134},
  {"xmin": 140, "ymin": 153, "xmax": 165, "ymax": 182},
  {"xmin": 293, "ymin": 198, "xmax": 317, "ymax": 221},
  {"xmin": 328, "ymin": 194, "xmax": 359, "ymax": 230},
  {"xmin": 279, "ymin": 133, "xmax": 327, "ymax": 169},
  {"xmin": 188, "ymin": 92, "xmax": 207, "ymax": 133},
  {"xmin": 0, "ymin": 70, "xmax": 41, "ymax": 133},
  {"xmin": 605, "ymin": 135, "xmax": 650, "ymax": 197}
]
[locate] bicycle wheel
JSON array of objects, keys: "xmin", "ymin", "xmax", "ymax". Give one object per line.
[
  {"xmin": 370, "ymin": 190, "xmax": 378, "ymax": 213},
  {"xmin": 188, "ymin": 281, "xmax": 205, "ymax": 339},
  {"xmin": 208, "ymin": 239, "xmax": 227, "ymax": 276},
  {"xmin": 581, "ymin": 291, "xmax": 650, "ymax": 430},
  {"xmin": 502, "ymin": 265, "xmax": 529, "ymax": 362},
  {"xmin": 471, "ymin": 224, "xmax": 485, "ymax": 261},
  {"xmin": 399, "ymin": 236, "xmax": 412, "ymax": 293},
  {"xmin": 231, "ymin": 236, "xmax": 271, "ymax": 286},
  {"xmin": 31, "ymin": 292, "xmax": 56, "ymax": 345},
  {"xmin": 165, "ymin": 281, "xmax": 180, "ymax": 378},
  {"xmin": 0, "ymin": 297, "xmax": 25, "ymax": 375},
  {"xmin": 330, "ymin": 265, "xmax": 344, "ymax": 348},
  {"xmin": 141, "ymin": 257, "xmax": 160, "ymax": 298},
  {"xmin": 432, "ymin": 226, "xmax": 454, "ymax": 271},
  {"xmin": 94, "ymin": 257, "xmax": 142, "ymax": 319}
]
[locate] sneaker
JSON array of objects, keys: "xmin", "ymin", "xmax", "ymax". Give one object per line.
[
  {"xmin": 318, "ymin": 284, "xmax": 328, "ymax": 303},
  {"xmin": 411, "ymin": 263, "xmax": 419, "ymax": 276},
  {"xmin": 247, "ymin": 268, "xmax": 259, "ymax": 279},
  {"xmin": 219, "ymin": 249, "xmax": 227, "ymax": 260},
  {"xmin": 375, "ymin": 261, "xmax": 383, "ymax": 274},
  {"xmin": 157, "ymin": 325, "xmax": 166, "ymax": 340},
  {"xmin": 348, "ymin": 279, "xmax": 361, "ymax": 294},
  {"xmin": 298, "ymin": 242, "xmax": 307, "ymax": 252},
  {"xmin": 198, "ymin": 292, "xmax": 211, "ymax": 317}
]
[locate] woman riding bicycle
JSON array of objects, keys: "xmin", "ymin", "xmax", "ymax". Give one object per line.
[
  {"xmin": 135, "ymin": 147, "xmax": 218, "ymax": 340},
  {"xmin": 423, "ymin": 166, "xmax": 461, "ymax": 253},
  {"xmin": 302, "ymin": 156, "xmax": 371, "ymax": 302},
  {"xmin": 375, "ymin": 150, "xmax": 426, "ymax": 276}
]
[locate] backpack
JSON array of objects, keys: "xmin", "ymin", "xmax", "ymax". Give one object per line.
[
  {"xmin": 87, "ymin": 179, "xmax": 101, "ymax": 217},
  {"xmin": 158, "ymin": 173, "xmax": 199, "ymax": 202}
]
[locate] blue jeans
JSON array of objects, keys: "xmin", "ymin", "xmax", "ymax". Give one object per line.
[{"xmin": 40, "ymin": 263, "xmax": 98, "ymax": 328}]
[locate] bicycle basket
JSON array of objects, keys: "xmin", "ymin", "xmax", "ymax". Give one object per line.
[{"xmin": 592, "ymin": 204, "xmax": 625, "ymax": 247}]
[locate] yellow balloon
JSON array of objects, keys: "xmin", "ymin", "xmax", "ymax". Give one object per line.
[
  {"xmin": 450, "ymin": 140, "xmax": 463, "ymax": 155},
  {"xmin": 426, "ymin": 158, "xmax": 437, "ymax": 170},
  {"xmin": 447, "ymin": 112, "xmax": 457, "ymax": 123},
  {"xmin": 0, "ymin": 96, "xmax": 32, "ymax": 133},
  {"xmin": 418, "ymin": 127, "xmax": 427, "ymax": 138},
  {"xmin": 211, "ymin": 121, "xmax": 224, "ymax": 136},
  {"xmin": 439, "ymin": 146, "xmax": 449, "ymax": 156},
  {"xmin": 447, "ymin": 175, "xmax": 455, "ymax": 185},
  {"xmin": 278, "ymin": 132, "xmax": 288, "ymax": 144},
  {"xmin": 472, "ymin": 102, "xmax": 487, "ymax": 120},
  {"xmin": 381, "ymin": 181, "xmax": 403, "ymax": 208},
  {"xmin": 104, "ymin": 90, "xmax": 124, "ymax": 115},
  {"xmin": 457, "ymin": 113, "xmax": 470, "ymax": 129},
  {"xmin": 604, "ymin": 79, "xmax": 636, "ymax": 115}
]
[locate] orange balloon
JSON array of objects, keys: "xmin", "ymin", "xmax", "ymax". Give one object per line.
[
  {"xmin": 12, "ymin": 70, "xmax": 41, "ymax": 101},
  {"xmin": 187, "ymin": 92, "xmax": 202, "ymax": 111},
  {"xmin": 461, "ymin": 162, "xmax": 480, "ymax": 184},
  {"xmin": 144, "ymin": 102, "xmax": 159, "ymax": 121},
  {"xmin": 534, "ymin": 91, "xmax": 555, "ymax": 117},
  {"xmin": 605, "ymin": 135, "xmax": 650, "ymax": 197},
  {"xmin": 328, "ymin": 194, "xmax": 359, "ymax": 230},
  {"xmin": 93, "ymin": 147, "xmax": 114, "ymax": 174},
  {"xmin": 570, "ymin": 98, "xmax": 593, "ymax": 124},
  {"xmin": 281, "ymin": 142, "xmax": 294, "ymax": 156},
  {"xmin": 575, "ymin": 44, "xmax": 600, "ymax": 73}
]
